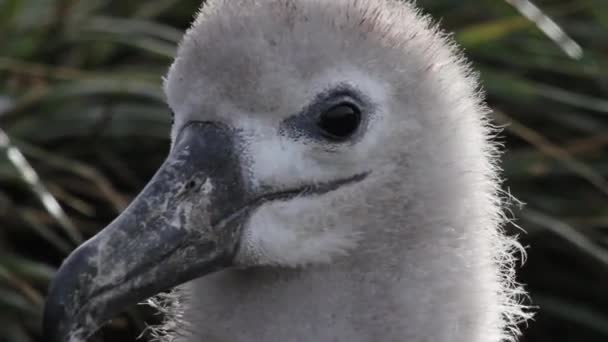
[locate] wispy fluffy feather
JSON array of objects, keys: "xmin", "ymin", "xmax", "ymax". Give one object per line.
[{"xmin": 153, "ymin": 1, "xmax": 532, "ymax": 341}]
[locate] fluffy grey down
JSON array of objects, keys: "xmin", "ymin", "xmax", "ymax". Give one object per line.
[{"xmin": 146, "ymin": 0, "xmax": 532, "ymax": 341}]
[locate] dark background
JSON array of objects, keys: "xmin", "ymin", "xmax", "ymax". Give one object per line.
[{"xmin": 0, "ymin": 0, "xmax": 607, "ymax": 341}]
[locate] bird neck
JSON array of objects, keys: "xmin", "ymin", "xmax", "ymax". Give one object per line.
[{"xmin": 176, "ymin": 214, "xmax": 504, "ymax": 342}]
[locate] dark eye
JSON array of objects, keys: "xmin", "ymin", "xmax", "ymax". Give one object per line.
[
  {"xmin": 170, "ymin": 111, "xmax": 175, "ymax": 125},
  {"xmin": 317, "ymin": 103, "xmax": 362, "ymax": 141}
]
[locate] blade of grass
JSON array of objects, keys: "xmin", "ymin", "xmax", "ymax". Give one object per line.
[
  {"xmin": 504, "ymin": 0, "xmax": 583, "ymax": 59},
  {"xmin": 459, "ymin": 1, "xmax": 588, "ymax": 48},
  {"xmin": 533, "ymin": 82, "xmax": 608, "ymax": 115},
  {"xmin": 532, "ymin": 294, "xmax": 608, "ymax": 336},
  {"xmin": 70, "ymin": 33, "xmax": 176, "ymax": 59},
  {"xmin": 0, "ymin": 288, "xmax": 39, "ymax": 316},
  {"xmin": 47, "ymin": 183, "xmax": 97, "ymax": 216},
  {"xmin": 14, "ymin": 139, "xmax": 129, "ymax": 212},
  {"xmin": 20, "ymin": 209, "xmax": 73, "ymax": 254},
  {"xmin": 0, "ymin": 264, "xmax": 44, "ymax": 307},
  {"xmin": 0, "ymin": 56, "xmax": 162, "ymax": 83},
  {"xmin": 523, "ymin": 209, "xmax": 608, "ymax": 269},
  {"xmin": 495, "ymin": 111, "xmax": 608, "ymax": 197},
  {"xmin": 0, "ymin": 129, "xmax": 82, "ymax": 244},
  {"xmin": 0, "ymin": 56, "xmax": 112, "ymax": 81},
  {"xmin": 0, "ymin": 79, "xmax": 165, "ymax": 126},
  {"xmin": 86, "ymin": 16, "xmax": 183, "ymax": 43},
  {"xmin": 1, "ymin": 254, "xmax": 55, "ymax": 284}
]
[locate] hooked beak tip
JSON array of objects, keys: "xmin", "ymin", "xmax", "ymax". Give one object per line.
[{"xmin": 42, "ymin": 121, "xmax": 247, "ymax": 342}]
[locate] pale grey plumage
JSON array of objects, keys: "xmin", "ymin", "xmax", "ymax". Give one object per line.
[{"xmin": 146, "ymin": 0, "xmax": 533, "ymax": 341}]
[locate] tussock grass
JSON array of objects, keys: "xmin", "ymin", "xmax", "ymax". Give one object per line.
[{"xmin": 0, "ymin": 0, "xmax": 606, "ymax": 341}]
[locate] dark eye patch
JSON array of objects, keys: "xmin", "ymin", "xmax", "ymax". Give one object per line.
[{"xmin": 279, "ymin": 84, "xmax": 371, "ymax": 145}]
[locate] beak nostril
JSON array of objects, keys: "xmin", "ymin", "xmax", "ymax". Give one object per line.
[{"xmin": 182, "ymin": 176, "xmax": 207, "ymax": 194}]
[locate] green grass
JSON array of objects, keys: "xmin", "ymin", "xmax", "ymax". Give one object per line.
[{"xmin": 0, "ymin": 0, "xmax": 607, "ymax": 341}]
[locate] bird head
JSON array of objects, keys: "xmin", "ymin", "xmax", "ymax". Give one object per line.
[{"xmin": 44, "ymin": 1, "xmax": 497, "ymax": 341}]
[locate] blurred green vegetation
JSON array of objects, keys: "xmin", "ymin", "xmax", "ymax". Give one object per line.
[{"xmin": 0, "ymin": 0, "xmax": 607, "ymax": 341}]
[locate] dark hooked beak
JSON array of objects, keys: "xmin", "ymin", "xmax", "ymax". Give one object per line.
[{"xmin": 43, "ymin": 122, "xmax": 249, "ymax": 342}]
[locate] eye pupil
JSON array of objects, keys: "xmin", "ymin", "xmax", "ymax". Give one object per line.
[{"xmin": 317, "ymin": 104, "xmax": 361, "ymax": 140}]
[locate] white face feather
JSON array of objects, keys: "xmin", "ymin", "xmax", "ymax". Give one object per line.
[
  {"xmin": 172, "ymin": 66, "xmax": 395, "ymax": 266},
  {"xmin": 236, "ymin": 69, "xmax": 400, "ymax": 266}
]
